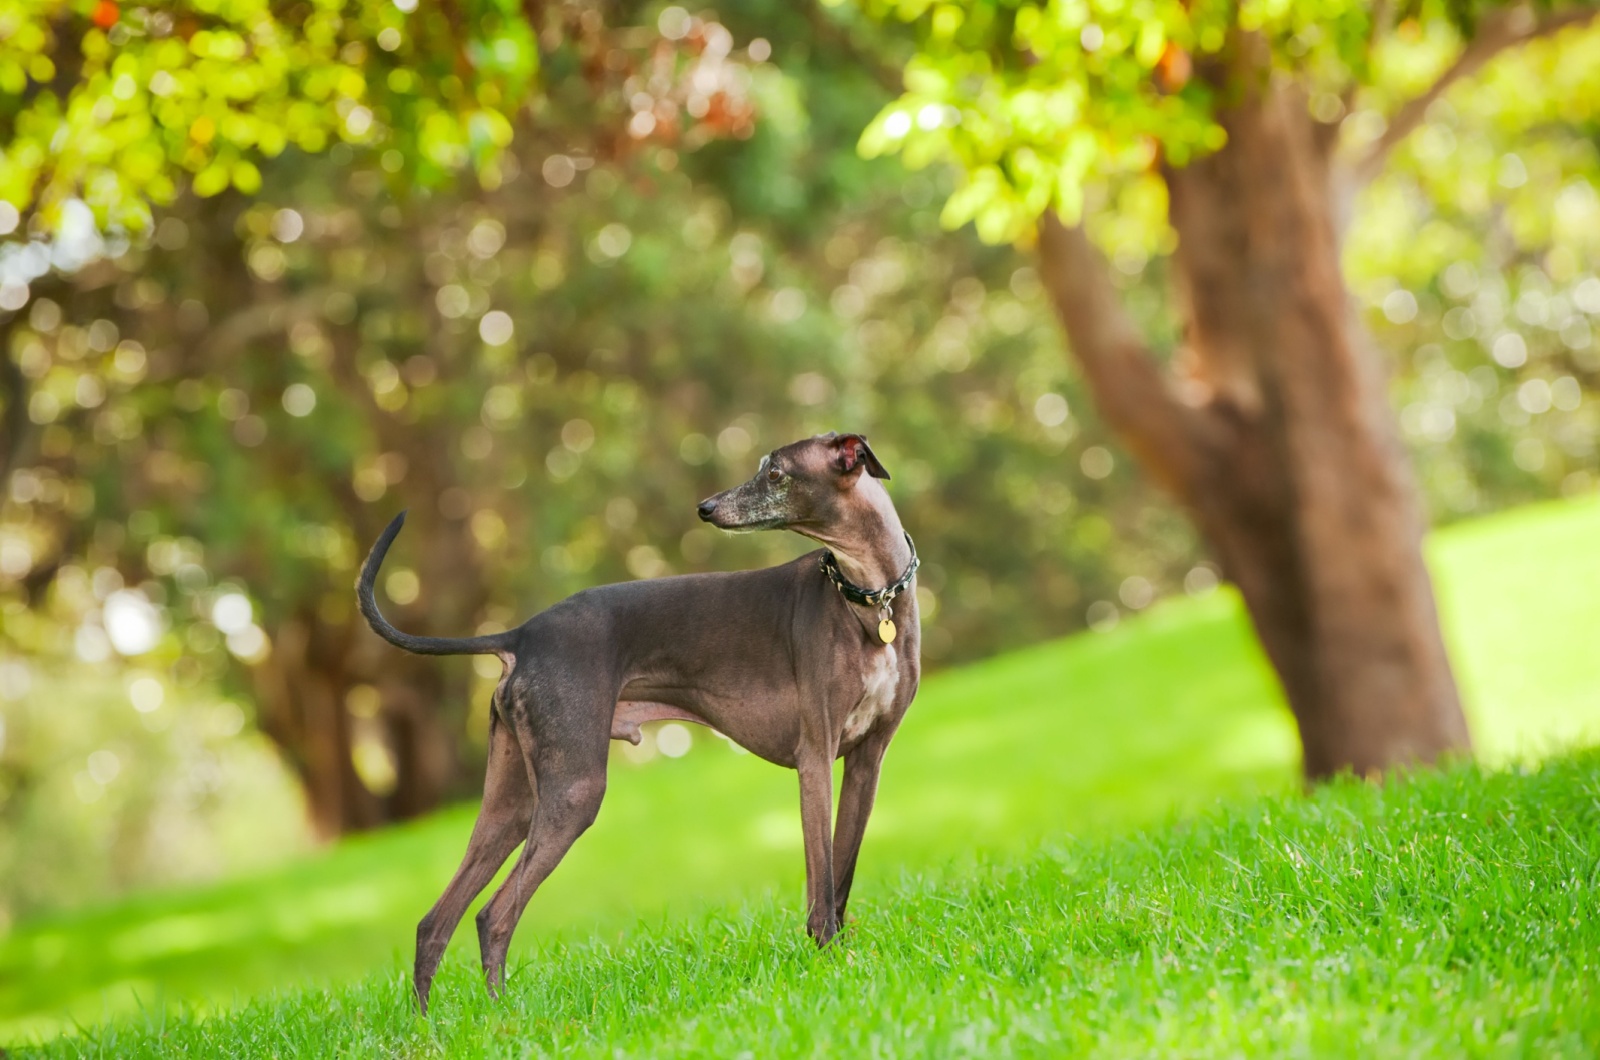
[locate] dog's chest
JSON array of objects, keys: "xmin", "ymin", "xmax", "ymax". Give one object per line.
[{"xmin": 842, "ymin": 645, "xmax": 899, "ymax": 741}]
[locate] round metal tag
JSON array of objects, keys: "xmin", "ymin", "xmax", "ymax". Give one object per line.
[{"xmin": 878, "ymin": 618, "xmax": 897, "ymax": 644}]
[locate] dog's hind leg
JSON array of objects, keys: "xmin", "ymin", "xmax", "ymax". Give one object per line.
[
  {"xmin": 475, "ymin": 702, "xmax": 610, "ymax": 998},
  {"xmin": 413, "ymin": 711, "xmax": 531, "ymax": 1014}
]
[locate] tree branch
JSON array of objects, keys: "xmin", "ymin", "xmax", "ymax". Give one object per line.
[
  {"xmin": 0, "ymin": 320, "xmax": 30, "ymax": 489},
  {"xmin": 804, "ymin": 0, "xmax": 905, "ymax": 96},
  {"xmin": 1351, "ymin": 4, "xmax": 1600, "ymax": 185},
  {"xmin": 1034, "ymin": 213, "xmax": 1212, "ymax": 499},
  {"xmin": 204, "ymin": 288, "xmax": 332, "ymax": 359}
]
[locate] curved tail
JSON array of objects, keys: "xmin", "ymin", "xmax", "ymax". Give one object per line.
[{"xmin": 356, "ymin": 512, "xmax": 516, "ymax": 658}]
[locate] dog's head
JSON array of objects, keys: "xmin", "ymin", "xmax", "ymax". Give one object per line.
[{"xmin": 697, "ymin": 432, "xmax": 890, "ymax": 534}]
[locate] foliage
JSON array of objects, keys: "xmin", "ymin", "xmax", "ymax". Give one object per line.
[
  {"xmin": 857, "ymin": 0, "xmax": 1234, "ymax": 241},
  {"xmin": 0, "ymin": 0, "xmax": 816, "ymax": 251},
  {"xmin": 855, "ymin": 0, "xmax": 1600, "ymax": 244},
  {"xmin": 16, "ymin": 749, "xmax": 1600, "ymax": 1056},
  {"xmin": 4, "ymin": 494, "xmax": 1598, "ymax": 1038},
  {"xmin": 853, "ymin": 0, "xmax": 1600, "ymax": 515},
  {"xmin": 0, "ymin": 665, "xmax": 304, "ymax": 928},
  {"xmin": 0, "ymin": 0, "xmax": 537, "ymax": 234},
  {"xmin": 1353, "ymin": 29, "xmax": 1600, "ymax": 513}
]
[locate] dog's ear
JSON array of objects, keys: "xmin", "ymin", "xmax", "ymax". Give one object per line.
[{"xmin": 831, "ymin": 433, "xmax": 891, "ymax": 480}]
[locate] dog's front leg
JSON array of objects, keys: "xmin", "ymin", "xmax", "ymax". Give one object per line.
[
  {"xmin": 795, "ymin": 750, "xmax": 838, "ymax": 946},
  {"xmin": 831, "ymin": 729, "xmax": 893, "ymax": 927}
]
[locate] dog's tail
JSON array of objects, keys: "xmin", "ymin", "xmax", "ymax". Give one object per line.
[{"xmin": 356, "ymin": 512, "xmax": 516, "ymax": 658}]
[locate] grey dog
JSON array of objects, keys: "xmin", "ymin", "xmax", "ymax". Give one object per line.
[{"xmin": 357, "ymin": 431, "xmax": 921, "ymax": 1011}]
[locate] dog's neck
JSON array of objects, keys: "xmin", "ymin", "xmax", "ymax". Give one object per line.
[{"xmin": 802, "ymin": 477, "xmax": 913, "ymax": 593}]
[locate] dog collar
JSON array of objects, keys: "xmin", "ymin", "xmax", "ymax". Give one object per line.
[{"xmin": 820, "ymin": 533, "xmax": 919, "ymax": 644}]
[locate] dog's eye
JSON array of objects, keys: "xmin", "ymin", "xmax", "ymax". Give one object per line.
[{"xmin": 767, "ymin": 467, "xmax": 782, "ymax": 483}]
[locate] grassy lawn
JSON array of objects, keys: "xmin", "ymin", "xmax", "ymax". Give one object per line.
[
  {"xmin": 31, "ymin": 752, "xmax": 1600, "ymax": 1058},
  {"xmin": 4, "ymin": 494, "xmax": 1599, "ymax": 1047}
]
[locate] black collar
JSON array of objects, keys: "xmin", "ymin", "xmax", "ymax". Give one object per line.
[{"xmin": 820, "ymin": 532, "xmax": 920, "ymax": 612}]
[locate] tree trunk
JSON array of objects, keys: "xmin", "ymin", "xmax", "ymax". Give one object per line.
[
  {"xmin": 188, "ymin": 198, "xmax": 487, "ymax": 837},
  {"xmin": 253, "ymin": 609, "xmax": 470, "ymax": 837},
  {"xmin": 1037, "ymin": 40, "xmax": 1471, "ymax": 779}
]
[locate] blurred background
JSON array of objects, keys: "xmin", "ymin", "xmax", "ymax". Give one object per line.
[{"xmin": 1, "ymin": 0, "xmax": 1598, "ymax": 1037}]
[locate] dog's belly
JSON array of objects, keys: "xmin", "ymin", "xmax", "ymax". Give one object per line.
[
  {"xmin": 842, "ymin": 645, "xmax": 899, "ymax": 743},
  {"xmin": 611, "ymin": 679, "xmax": 802, "ymax": 766},
  {"xmin": 610, "ymin": 701, "xmax": 709, "ymax": 744}
]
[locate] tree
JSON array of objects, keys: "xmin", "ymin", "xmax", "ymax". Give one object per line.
[
  {"xmin": 2, "ymin": 0, "xmax": 1199, "ymax": 841},
  {"xmin": 0, "ymin": 0, "xmax": 772, "ymax": 834},
  {"xmin": 854, "ymin": 0, "xmax": 1600, "ymax": 778}
]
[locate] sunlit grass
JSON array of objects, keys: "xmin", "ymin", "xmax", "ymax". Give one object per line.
[
  {"xmin": 32, "ymin": 752, "xmax": 1600, "ymax": 1058},
  {"xmin": 3, "ymin": 493, "xmax": 1599, "ymax": 1044}
]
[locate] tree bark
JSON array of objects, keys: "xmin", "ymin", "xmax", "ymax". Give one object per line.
[
  {"xmin": 1037, "ymin": 41, "xmax": 1472, "ymax": 779},
  {"xmin": 252, "ymin": 611, "xmax": 467, "ymax": 837}
]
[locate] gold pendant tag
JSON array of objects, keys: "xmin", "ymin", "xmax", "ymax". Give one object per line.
[{"xmin": 878, "ymin": 617, "xmax": 897, "ymax": 644}]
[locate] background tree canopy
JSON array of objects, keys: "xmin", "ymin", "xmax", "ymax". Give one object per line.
[
  {"xmin": 1, "ymin": 0, "xmax": 1597, "ymax": 921},
  {"xmin": 851, "ymin": 0, "xmax": 1598, "ymax": 776}
]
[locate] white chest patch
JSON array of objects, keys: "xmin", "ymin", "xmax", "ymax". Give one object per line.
[{"xmin": 843, "ymin": 645, "xmax": 899, "ymax": 742}]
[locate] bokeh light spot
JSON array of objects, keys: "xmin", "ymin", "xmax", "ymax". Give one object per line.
[
  {"xmin": 1080, "ymin": 447, "xmax": 1114, "ymax": 480},
  {"xmin": 1034, "ymin": 393, "xmax": 1069, "ymax": 427},
  {"xmin": 1086, "ymin": 601, "xmax": 1119, "ymax": 632},
  {"xmin": 479, "ymin": 310, "xmax": 515, "ymax": 346},
  {"xmin": 385, "ymin": 570, "xmax": 420, "ymax": 605},
  {"xmin": 281, "ymin": 383, "xmax": 317, "ymax": 417},
  {"xmin": 104, "ymin": 590, "xmax": 162, "ymax": 655},
  {"xmin": 211, "ymin": 592, "xmax": 253, "ymax": 634},
  {"xmin": 128, "ymin": 676, "xmax": 164, "ymax": 714},
  {"xmin": 657, "ymin": 723, "xmax": 692, "ymax": 758}
]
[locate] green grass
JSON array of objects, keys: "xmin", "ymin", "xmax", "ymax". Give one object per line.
[
  {"xmin": 29, "ymin": 753, "xmax": 1600, "ymax": 1058},
  {"xmin": 4, "ymin": 493, "xmax": 1600, "ymax": 1047}
]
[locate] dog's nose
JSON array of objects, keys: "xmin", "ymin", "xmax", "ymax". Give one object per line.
[{"xmin": 697, "ymin": 498, "xmax": 717, "ymax": 521}]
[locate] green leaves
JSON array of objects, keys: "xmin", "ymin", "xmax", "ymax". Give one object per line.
[
  {"xmin": 854, "ymin": 0, "xmax": 1542, "ymax": 243},
  {"xmin": 855, "ymin": 0, "xmax": 1242, "ymax": 243},
  {"xmin": 0, "ymin": 1, "xmax": 541, "ymax": 238}
]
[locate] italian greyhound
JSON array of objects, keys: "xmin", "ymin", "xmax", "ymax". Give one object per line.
[{"xmin": 356, "ymin": 431, "xmax": 921, "ymax": 1012}]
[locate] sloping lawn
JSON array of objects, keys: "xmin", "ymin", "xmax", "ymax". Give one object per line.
[
  {"xmin": 34, "ymin": 752, "xmax": 1600, "ymax": 1058},
  {"xmin": 3, "ymin": 494, "xmax": 1599, "ymax": 1044}
]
